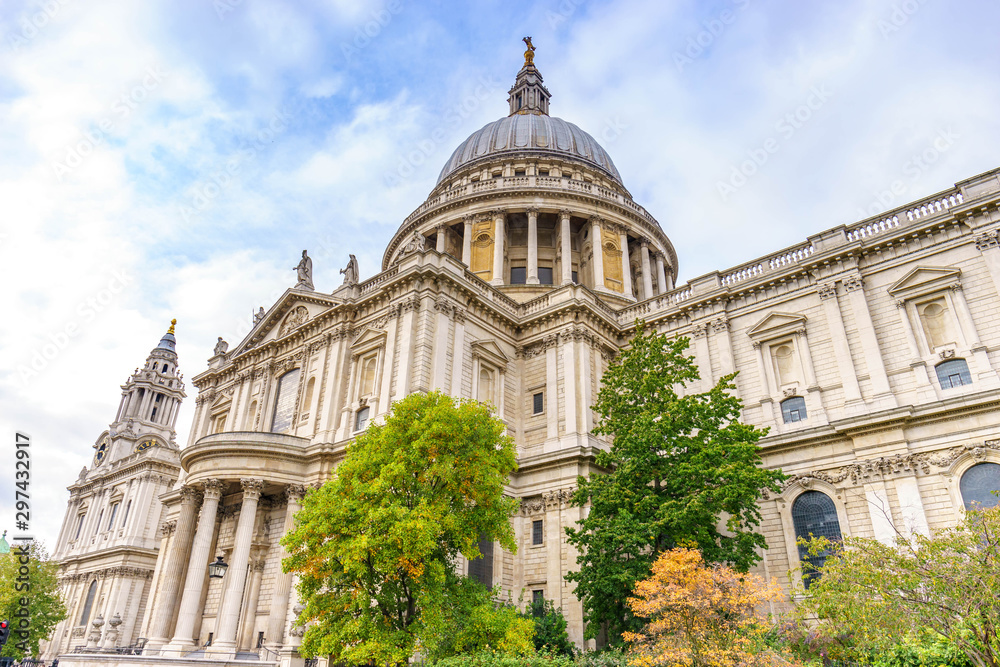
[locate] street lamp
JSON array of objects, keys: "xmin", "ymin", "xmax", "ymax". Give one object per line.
[{"xmin": 208, "ymin": 556, "xmax": 228, "ymax": 579}]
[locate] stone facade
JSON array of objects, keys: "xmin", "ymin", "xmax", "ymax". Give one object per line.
[{"xmin": 50, "ymin": 48, "xmax": 1000, "ymax": 663}]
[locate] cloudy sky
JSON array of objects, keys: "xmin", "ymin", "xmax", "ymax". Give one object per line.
[{"xmin": 2, "ymin": 0, "xmax": 999, "ymax": 547}]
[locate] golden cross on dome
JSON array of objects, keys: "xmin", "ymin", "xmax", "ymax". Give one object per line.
[{"xmin": 523, "ymin": 36, "xmax": 535, "ymax": 67}]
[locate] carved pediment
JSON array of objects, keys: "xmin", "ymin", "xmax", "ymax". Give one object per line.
[
  {"xmin": 230, "ymin": 290, "xmax": 343, "ymax": 356},
  {"xmin": 351, "ymin": 327, "xmax": 387, "ymax": 355},
  {"xmin": 747, "ymin": 312, "xmax": 807, "ymax": 342},
  {"xmin": 887, "ymin": 266, "xmax": 961, "ymax": 300},
  {"xmin": 470, "ymin": 339, "xmax": 510, "ymax": 368}
]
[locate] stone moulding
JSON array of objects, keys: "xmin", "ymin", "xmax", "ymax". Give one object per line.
[{"xmin": 777, "ymin": 439, "xmax": 1000, "ymax": 494}]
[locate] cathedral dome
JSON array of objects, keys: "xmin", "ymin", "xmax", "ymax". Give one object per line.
[{"xmin": 436, "ymin": 114, "xmax": 623, "ymax": 186}]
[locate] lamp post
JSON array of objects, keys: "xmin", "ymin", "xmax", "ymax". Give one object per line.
[{"xmin": 208, "ymin": 556, "xmax": 228, "ymax": 579}]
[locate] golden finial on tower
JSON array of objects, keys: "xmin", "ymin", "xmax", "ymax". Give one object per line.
[
  {"xmin": 523, "ymin": 36, "xmax": 535, "ymax": 67},
  {"xmin": 168, "ymin": 318, "xmax": 177, "ymax": 334}
]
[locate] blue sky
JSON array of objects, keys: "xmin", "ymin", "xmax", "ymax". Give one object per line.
[{"xmin": 2, "ymin": 0, "xmax": 999, "ymax": 546}]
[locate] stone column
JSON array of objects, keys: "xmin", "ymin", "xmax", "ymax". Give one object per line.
[
  {"xmin": 266, "ymin": 485, "xmax": 306, "ymax": 651},
  {"xmin": 527, "ymin": 207, "xmax": 539, "ymax": 284},
  {"xmin": 167, "ymin": 479, "xmax": 225, "ymax": 651},
  {"xmin": 239, "ymin": 557, "xmax": 266, "ymax": 649},
  {"xmin": 895, "ymin": 301, "xmax": 937, "ymax": 402},
  {"xmin": 792, "ymin": 328, "xmax": 827, "ymax": 422},
  {"xmin": 619, "ymin": 229, "xmax": 633, "ymax": 299},
  {"xmin": 436, "ymin": 225, "xmax": 446, "ymax": 253},
  {"xmin": 462, "ymin": 216, "xmax": 473, "ymax": 266},
  {"xmin": 212, "ymin": 478, "xmax": 265, "ymax": 655},
  {"xmin": 559, "ymin": 210, "xmax": 573, "ymax": 285},
  {"xmin": 640, "ymin": 240, "xmax": 653, "ymax": 300},
  {"xmin": 491, "ymin": 209, "xmax": 506, "ymax": 286},
  {"xmin": 655, "ymin": 253, "xmax": 668, "ymax": 295},
  {"xmin": 818, "ymin": 282, "xmax": 863, "ymax": 410},
  {"xmin": 589, "ymin": 217, "xmax": 605, "ymax": 291},
  {"xmin": 950, "ymin": 282, "xmax": 999, "ymax": 385},
  {"xmin": 561, "ymin": 331, "xmax": 578, "ymax": 436},
  {"xmin": 751, "ymin": 342, "xmax": 777, "ymax": 429},
  {"xmin": 844, "ymin": 274, "xmax": 896, "ymax": 407},
  {"xmin": 145, "ymin": 486, "xmax": 200, "ymax": 650}
]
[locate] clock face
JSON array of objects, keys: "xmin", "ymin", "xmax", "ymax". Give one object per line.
[
  {"xmin": 95, "ymin": 438, "xmax": 109, "ymax": 465},
  {"xmin": 136, "ymin": 439, "xmax": 157, "ymax": 453}
]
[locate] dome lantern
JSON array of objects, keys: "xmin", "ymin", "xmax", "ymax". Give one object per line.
[{"xmin": 508, "ymin": 37, "xmax": 551, "ymax": 117}]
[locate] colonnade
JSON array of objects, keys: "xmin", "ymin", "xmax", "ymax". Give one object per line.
[
  {"xmin": 147, "ymin": 479, "xmax": 306, "ymax": 657},
  {"xmin": 436, "ymin": 208, "xmax": 673, "ymax": 298}
]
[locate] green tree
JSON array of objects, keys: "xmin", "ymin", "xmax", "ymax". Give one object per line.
[
  {"xmin": 566, "ymin": 322, "xmax": 785, "ymax": 644},
  {"xmin": 521, "ymin": 599, "xmax": 575, "ymax": 657},
  {"xmin": 797, "ymin": 503, "xmax": 1000, "ymax": 667},
  {"xmin": 282, "ymin": 391, "xmax": 522, "ymax": 666},
  {"xmin": 0, "ymin": 541, "xmax": 67, "ymax": 659}
]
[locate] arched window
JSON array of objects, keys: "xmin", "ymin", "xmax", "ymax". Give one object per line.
[
  {"xmin": 960, "ymin": 462, "xmax": 1000, "ymax": 510},
  {"xmin": 79, "ymin": 580, "xmax": 98, "ymax": 625},
  {"xmin": 792, "ymin": 491, "xmax": 842, "ymax": 588},
  {"xmin": 936, "ymin": 359, "xmax": 972, "ymax": 389},
  {"xmin": 270, "ymin": 369, "xmax": 301, "ymax": 433},
  {"xmin": 781, "ymin": 396, "xmax": 807, "ymax": 424}
]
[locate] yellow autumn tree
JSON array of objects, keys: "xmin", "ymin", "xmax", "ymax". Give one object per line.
[{"xmin": 624, "ymin": 548, "xmax": 787, "ymax": 667}]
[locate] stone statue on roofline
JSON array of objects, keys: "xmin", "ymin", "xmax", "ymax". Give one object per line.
[
  {"xmin": 294, "ymin": 250, "xmax": 314, "ymax": 290},
  {"xmin": 340, "ymin": 254, "xmax": 359, "ymax": 286}
]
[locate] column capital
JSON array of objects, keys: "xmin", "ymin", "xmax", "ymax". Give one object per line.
[
  {"xmin": 817, "ymin": 282, "xmax": 838, "ymax": 300},
  {"xmin": 525, "ymin": 206, "xmax": 539, "ymax": 216},
  {"xmin": 588, "ymin": 214, "xmax": 603, "ymax": 226},
  {"xmin": 559, "ymin": 208, "xmax": 572, "ymax": 221},
  {"xmin": 284, "ymin": 484, "xmax": 307, "ymax": 504},
  {"xmin": 179, "ymin": 486, "xmax": 202, "ymax": 504},
  {"xmin": 975, "ymin": 230, "xmax": 999, "ymax": 251},
  {"xmin": 240, "ymin": 478, "xmax": 265, "ymax": 500},
  {"xmin": 949, "ymin": 281, "xmax": 964, "ymax": 292},
  {"xmin": 843, "ymin": 275, "xmax": 865, "ymax": 292},
  {"xmin": 640, "ymin": 237, "xmax": 651, "ymax": 249},
  {"xmin": 202, "ymin": 478, "xmax": 226, "ymax": 501},
  {"xmin": 491, "ymin": 208, "xmax": 507, "ymax": 220},
  {"xmin": 463, "ymin": 214, "xmax": 475, "ymax": 225}
]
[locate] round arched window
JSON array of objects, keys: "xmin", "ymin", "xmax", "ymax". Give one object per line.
[
  {"xmin": 792, "ymin": 491, "xmax": 842, "ymax": 588},
  {"xmin": 960, "ymin": 462, "xmax": 1000, "ymax": 510}
]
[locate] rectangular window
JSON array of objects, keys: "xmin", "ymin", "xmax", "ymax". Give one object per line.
[
  {"xmin": 532, "ymin": 589, "xmax": 545, "ymax": 614},
  {"xmin": 510, "ymin": 266, "xmax": 527, "ymax": 284},
  {"xmin": 538, "ymin": 169, "xmax": 549, "ymax": 176},
  {"xmin": 532, "ymin": 519, "xmax": 543, "ymax": 545},
  {"xmin": 270, "ymin": 368, "xmax": 301, "ymax": 433},
  {"xmin": 205, "ymin": 633, "xmax": 213, "ymax": 647},
  {"xmin": 532, "ymin": 392, "xmax": 544, "ymax": 415},
  {"xmin": 107, "ymin": 503, "xmax": 119, "ymax": 530},
  {"xmin": 514, "ymin": 169, "xmax": 526, "ymax": 177},
  {"xmin": 94, "ymin": 510, "xmax": 103, "ymax": 535},
  {"xmin": 571, "ymin": 270, "xmax": 579, "ymax": 283},
  {"xmin": 75, "ymin": 514, "xmax": 86, "ymax": 540},
  {"xmin": 538, "ymin": 267, "xmax": 554, "ymax": 285},
  {"xmin": 468, "ymin": 534, "xmax": 493, "ymax": 588},
  {"xmin": 355, "ymin": 406, "xmax": 371, "ymax": 432},
  {"xmin": 257, "ymin": 632, "xmax": 265, "ymax": 648}
]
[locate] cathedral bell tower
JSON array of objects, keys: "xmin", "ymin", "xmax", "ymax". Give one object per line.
[
  {"xmin": 45, "ymin": 320, "xmax": 186, "ymax": 658},
  {"xmin": 104, "ymin": 319, "xmax": 186, "ymax": 463}
]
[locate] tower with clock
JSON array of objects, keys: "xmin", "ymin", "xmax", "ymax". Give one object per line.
[{"xmin": 45, "ymin": 321, "xmax": 187, "ymax": 655}]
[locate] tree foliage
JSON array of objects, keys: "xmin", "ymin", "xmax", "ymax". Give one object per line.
[
  {"xmin": 798, "ymin": 503, "xmax": 1000, "ymax": 667},
  {"xmin": 565, "ymin": 322, "xmax": 785, "ymax": 643},
  {"xmin": 521, "ymin": 599, "xmax": 575, "ymax": 657},
  {"xmin": 282, "ymin": 391, "xmax": 521, "ymax": 666},
  {"xmin": 624, "ymin": 548, "xmax": 785, "ymax": 667},
  {"xmin": 0, "ymin": 541, "xmax": 67, "ymax": 659}
]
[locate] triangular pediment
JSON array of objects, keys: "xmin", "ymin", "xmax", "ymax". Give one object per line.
[
  {"xmin": 887, "ymin": 266, "xmax": 961, "ymax": 299},
  {"xmin": 230, "ymin": 289, "xmax": 344, "ymax": 356},
  {"xmin": 351, "ymin": 327, "xmax": 387, "ymax": 354},
  {"xmin": 747, "ymin": 312, "xmax": 807, "ymax": 341},
  {"xmin": 470, "ymin": 339, "xmax": 510, "ymax": 367}
]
